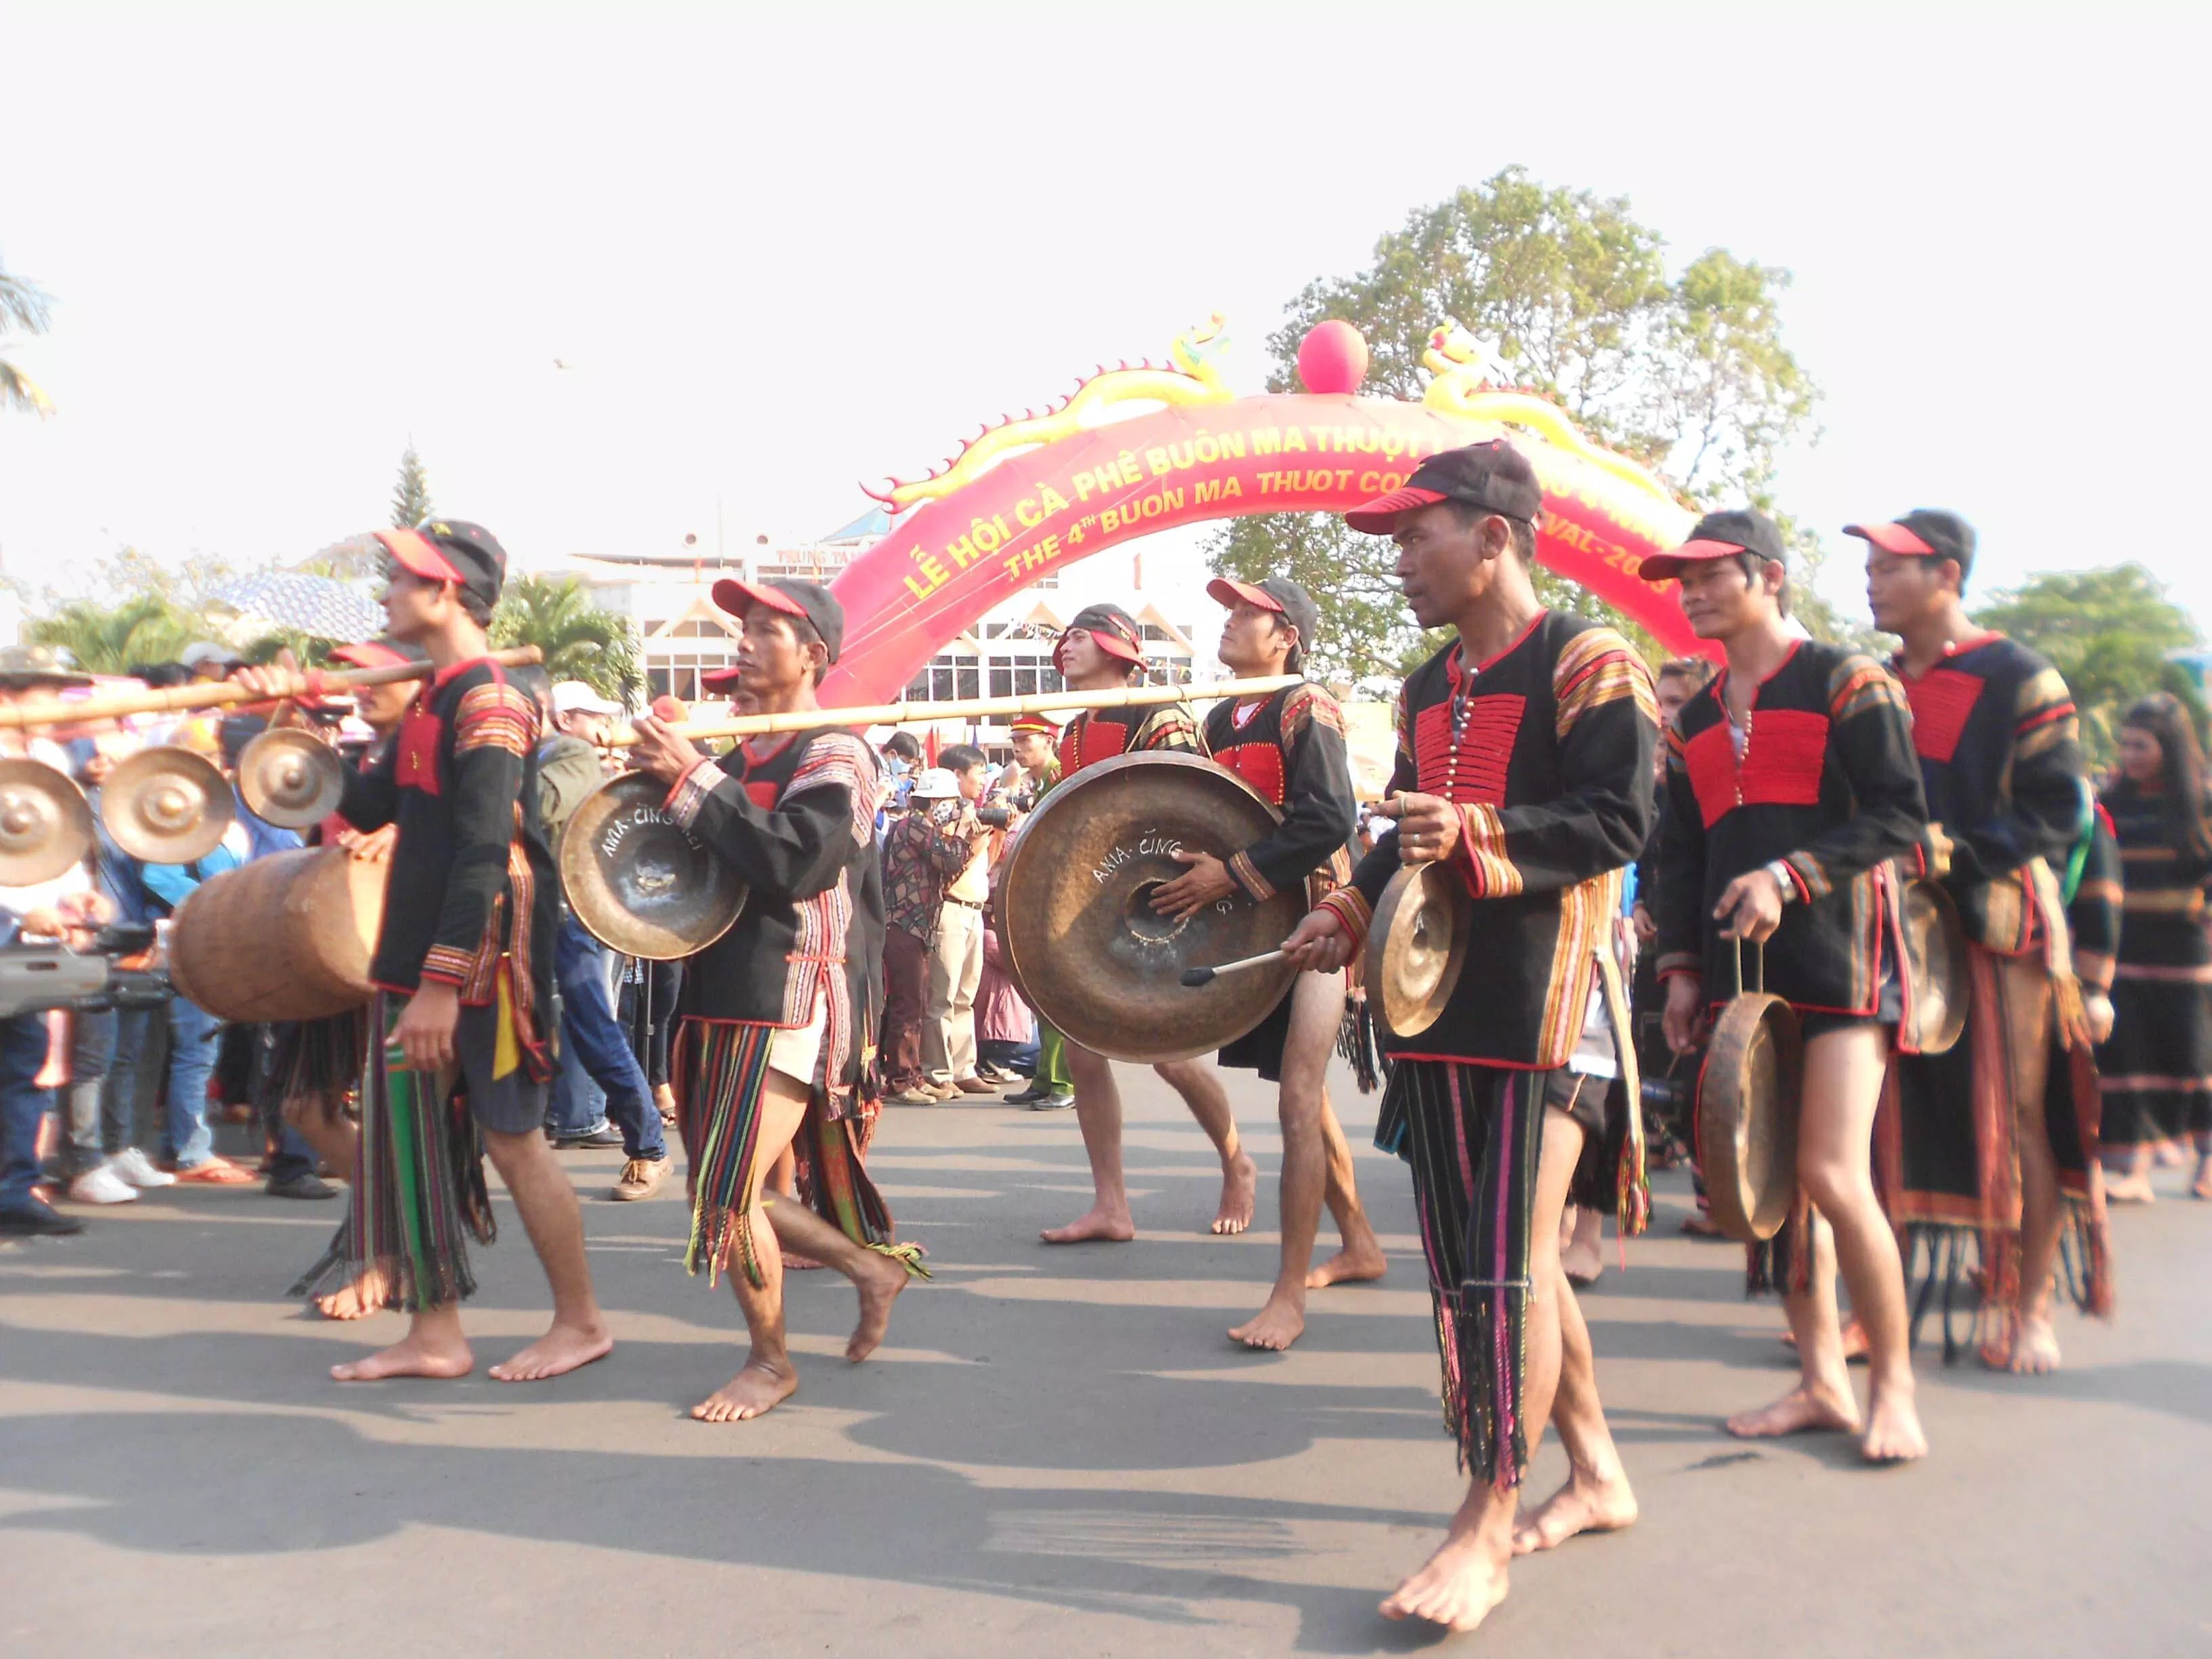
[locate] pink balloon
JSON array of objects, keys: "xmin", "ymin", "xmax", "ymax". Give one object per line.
[{"xmin": 1296, "ymin": 320, "xmax": 1368, "ymax": 395}]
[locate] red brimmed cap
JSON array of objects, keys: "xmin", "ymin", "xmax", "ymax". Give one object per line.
[
  {"xmin": 1843, "ymin": 509, "xmax": 1975, "ymax": 567},
  {"xmin": 1207, "ymin": 575, "xmax": 1319, "ymax": 666},
  {"xmin": 375, "ymin": 520, "xmax": 508, "ymax": 611},
  {"xmin": 1057, "ymin": 602, "xmax": 1145, "ymax": 666},
  {"xmin": 1344, "ymin": 439, "xmax": 1543, "ymax": 533},
  {"xmin": 1009, "ymin": 712, "xmax": 1060, "ymax": 737},
  {"xmin": 699, "ymin": 664, "xmax": 743, "ymax": 691},
  {"xmin": 710, "ymin": 577, "xmax": 844, "ymax": 664},
  {"xmin": 1638, "ymin": 509, "xmax": 1787, "ymax": 581}
]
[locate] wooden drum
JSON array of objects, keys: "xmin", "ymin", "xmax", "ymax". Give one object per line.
[{"xmin": 167, "ymin": 846, "xmax": 388, "ymax": 1022}]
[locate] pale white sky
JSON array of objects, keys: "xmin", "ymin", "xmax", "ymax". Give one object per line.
[{"xmin": 4, "ymin": 3, "xmax": 2207, "ymax": 628}]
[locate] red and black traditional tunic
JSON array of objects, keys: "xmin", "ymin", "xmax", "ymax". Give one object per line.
[
  {"xmin": 1654, "ymin": 640, "xmax": 1925, "ymax": 1018},
  {"xmin": 668, "ymin": 726, "xmax": 878, "ymax": 1094},
  {"xmin": 1057, "ymin": 696, "xmax": 1199, "ymax": 776},
  {"xmin": 1896, "ymin": 632, "xmax": 2083, "ymax": 951},
  {"xmin": 338, "ymin": 657, "xmax": 556, "ymax": 1063},
  {"xmin": 2095, "ymin": 780, "xmax": 2212, "ymax": 1147},
  {"xmin": 1320, "ymin": 611, "xmax": 1658, "ymax": 1068},
  {"xmin": 1204, "ymin": 682, "xmax": 1359, "ymax": 1084},
  {"xmin": 1203, "ymin": 681, "xmax": 1357, "ymax": 903}
]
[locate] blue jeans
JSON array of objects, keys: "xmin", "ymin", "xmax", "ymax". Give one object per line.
[
  {"xmin": 106, "ymin": 996, "xmax": 222, "ymax": 1169},
  {"xmin": 550, "ymin": 916, "xmax": 664, "ymax": 1161},
  {"xmin": 64, "ymin": 1008, "xmax": 121, "ymax": 1176},
  {"xmin": 0, "ymin": 1010, "xmax": 57, "ymax": 1214}
]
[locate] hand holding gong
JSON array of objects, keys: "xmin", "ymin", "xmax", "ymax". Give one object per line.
[
  {"xmin": 1374, "ymin": 793, "xmax": 1460, "ymax": 865},
  {"xmin": 628, "ymin": 714, "xmax": 705, "ymax": 784}
]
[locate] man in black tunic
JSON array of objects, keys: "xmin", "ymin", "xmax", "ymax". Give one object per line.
[
  {"xmin": 1283, "ymin": 442, "xmax": 1654, "ymax": 1634},
  {"xmin": 1151, "ymin": 576, "xmax": 1385, "ymax": 1351},
  {"xmin": 1645, "ymin": 510, "xmax": 1928, "ymax": 1461}
]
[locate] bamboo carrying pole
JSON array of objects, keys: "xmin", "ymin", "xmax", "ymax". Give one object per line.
[
  {"xmin": 0, "ymin": 647, "xmax": 546, "ymax": 730},
  {"xmin": 599, "ymin": 674, "xmax": 1304, "ymax": 747}
]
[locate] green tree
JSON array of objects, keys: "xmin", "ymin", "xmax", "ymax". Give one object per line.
[
  {"xmin": 1973, "ymin": 563, "xmax": 2204, "ymax": 768},
  {"xmin": 489, "ymin": 573, "xmax": 642, "ymax": 704},
  {"xmin": 391, "ymin": 443, "xmax": 434, "ymax": 529},
  {"xmin": 0, "ymin": 259, "xmax": 55, "ymax": 416},
  {"xmin": 28, "ymin": 593, "xmax": 200, "ymax": 673},
  {"xmin": 1208, "ymin": 167, "xmax": 1822, "ymax": 681}
]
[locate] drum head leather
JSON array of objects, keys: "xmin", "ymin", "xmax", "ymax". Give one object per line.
[
  {"xmin": 1366, "ymin": 861, "xmax": 1472, "ymax": 1040},
  {"xmin": 996, "ymin": 752, "xmax": 1300, "ymax": 1063},
  {"xmin": 1898, "ymin": 878, "xmax": 1968, "ymax": 1057},
  {"xmin": 1697, "ymin": 991, "xmax": 1803, "ymax": 1243},
  {"xmin": 561, "ymin": 772, "xmax": 747, "ymax": 961}
]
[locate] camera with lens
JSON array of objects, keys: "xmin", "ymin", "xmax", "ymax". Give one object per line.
[{"xmin": 976, "ymin": 806, "xmax": 1015, "ymax": 828}]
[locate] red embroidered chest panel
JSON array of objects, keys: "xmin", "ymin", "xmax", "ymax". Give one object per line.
[
  {"xmin": 1412, "ymin": 694, "xmax": 1523, "ymax": 806},
  {"xmin": 396, "ymin": 709, "xmax": 443, "ymax": 796},
  {"xmin": 1214, "ymin": 741, "xmax": 1286, "ymax": 806},
  {"xmin": 1065, "ymin": 714, "xmax": 1128, "ymax": 777},
  {"xmin": 1683, "ymin": 708, "xmax": 1828, "ymax": 829},
  {"xmin": 1902, "ymin": 668, "xmax": 1984, "ymax": 764}
]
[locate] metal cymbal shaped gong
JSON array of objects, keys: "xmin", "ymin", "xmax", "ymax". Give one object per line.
[
  {"xmin": 102, "ymin": 745, "xmax": 233, "ymax": 865},
  {"xmin": 1698, "ymin": 939, "xmax": 1805, "ymax": 1244},
  {"xmin": 559, "ymin": 771, "xmax": 748, "ymax": 961},
  {"xmin": 1897, "ymin": 876, "xmax": 1968, "ymax": 1057},
  {"xmin": 995, "ymin": 752, "xmax": 1302, "ymax": 1064},
  {"xmin": 0, "ymin": 757, "xmax": 95, "ymax": 886},
  {"xmin": 1366, "ymin": 861, "xmax": 1473, "ymax": 1039},
  {"xmin": 237, "ymin": 727, "xmax": 347, "ymax": 829}
]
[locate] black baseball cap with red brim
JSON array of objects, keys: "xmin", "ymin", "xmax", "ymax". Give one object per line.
[
  {"xmin": 1638, "ymin": 509, "xmax": 1788, "ymax": 581},
  {"xmin": 1843, "ymin": 509, "xmax": 1975, "ymax": 567},
  {"xmin": 329, "ymin": 638, "xmax": 429, "ymax": 672},
  {"xmin": 710, "ymin": 577, "xmax": 844, "ymax": 664},
  {"xmin": 376, "ymin": 520, "xmax": 509, "ymax": 612},
  {"xmin": 1343, "ymin": 440, "xmax": 1544, "ymax": 534},
  {"xmin": 1055, "ymin": 603, "xmax": 1146, "ymax": 668},
  {"xmin": 1207, "ymin": 575, "xmax": 1320, "ymax": 665}
]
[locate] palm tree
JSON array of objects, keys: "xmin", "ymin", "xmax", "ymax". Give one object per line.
[
  {"xmin": 489, "ymin": 573, "xmax": 642, "ymax": 704},
  {"xmin": 1, "ymin": 261, "xmax": 55, "ymax": 416},
  {"xmin": 28, "ymin": 594, "xmax": 201, "ymax": 673}
]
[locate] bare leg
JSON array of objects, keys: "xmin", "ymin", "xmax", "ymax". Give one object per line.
[
  {"xmin": 1729, "ymin": 1214, "xmax": 1861, "ymax": 1438},
  {"xmin": 1514, "ymin": 1112, "xmax": 1637, "ymax": 1553},
  {"xmin": 1561, "ymin": 1203, "xmax": 1604, "ymax": 1287},
  {"xmin": 1382, "ymin": 1103, "xmax": 1582, "ymax": 1633},
  {"xmin": 1042, "ymin": 1042, "xmax": 1136, "ymax": 1242},
  {"xmin": 1232, "ymin": 971, "xmax": 1345, "ymax": 1350},
  {"xmin": 761, "ymin": 1195, "xmax": 909, "ymax": 1360},
  {"xmin": 480, "ymin": 1125, "xmax": 614, "ymax": 1382},
  {"xmin": 1797, "ymin": 1025, "xmax": 1923, "ymax": 1461},
  {"xmin": 287, "ymin": 1099, "xmax": 387, "ymax": 1320},
  {"xmin": 331, "ymin": 1300, "xmax": 474, "ymax": 1381},
  {"xmin": 1308, "ymin": 1089, "xmax": 1387, "ymax": 1287},
  {"xmin": 2194, "ymin": 1132, "xmax": 2212, "ymax": 1200},
  {"xmin": 695, "ymin": 1072, "xmax": 811, "ymax": 1421},
  {"xmin": 1155, "ymin": 1054, "xmax": 1256, "ymax": 1234},
  {"xmin": 2002, "ymin": 962, "xmax": 2064, "ymax": 1373}
]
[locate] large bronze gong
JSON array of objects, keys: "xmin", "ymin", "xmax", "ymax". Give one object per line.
[
  {"xmin": 1697, "ymin": 940, "xmax": 1804, "ymax": 1243},
  {"xmin": 996, "ymin": 752, "xmax": 1302, "ymax": 1063},
  {"xmin": 1896, "ymin": 876, "xmax": 1968, "ymax": 1057},
  {"xmin": 1366, "ymin": 862, "xmax": 1473, "ymax": 1039},
  {"xmin": 560, "ymin": 772, "xmax": 749, "ymax": 961}
]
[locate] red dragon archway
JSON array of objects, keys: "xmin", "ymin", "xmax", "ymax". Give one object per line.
[{"xmin": 821, "ymin": 317, "xmax": 1698, "ymax": 705}]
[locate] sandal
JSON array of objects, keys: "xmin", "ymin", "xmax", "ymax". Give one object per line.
[{"xmin": 173, "ymin": 1158, "xmax": 255, "ymax": 1186}]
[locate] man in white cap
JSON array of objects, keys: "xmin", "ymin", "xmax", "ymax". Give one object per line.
[{"xmin": 550, "ymin": 680, "xmax": 625, "ymax": 750}]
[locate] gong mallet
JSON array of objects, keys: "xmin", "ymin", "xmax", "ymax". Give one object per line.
[{"xmin": 1179, "ymin": 949, "xmax": 1288, "ymax": 988}]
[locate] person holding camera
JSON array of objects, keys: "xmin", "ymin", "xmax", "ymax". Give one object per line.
[{"xmin": 916, "ymin": 747, "xmax": 1008, "ymax": 1102}]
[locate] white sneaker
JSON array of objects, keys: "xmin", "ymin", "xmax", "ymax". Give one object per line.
[
  {"xmin": 69, "ymin": 1165, "xmax": 140, "ymax": 1206},
  {"xmin": 108, "ymin": 1148, "xmax": 176, "ymax": 1189}
]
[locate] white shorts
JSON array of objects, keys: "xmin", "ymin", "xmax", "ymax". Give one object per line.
[{"xmin": 766, "ymin": 1001, "xmax": 828, "ymax": 1088}]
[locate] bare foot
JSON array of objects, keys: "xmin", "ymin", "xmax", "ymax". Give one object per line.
[
  {"xmin": 1306, "ymin": 1239, "xmax": 1387, "ymax": 1289},
  {"xmin": 489, "ymin": 1321, "xmax": 614, "ymax": 1382},
  {"xmin": 2005, "ymin": 1315, "xmax": 2062, "ymax": 1376},
  {"xmin": 1861, "ymin": 1381, "xmax": 1928, "ymax": 1463},
  {"xmin": 691, "ymin": 1360, "xmax": 797, "ymax": 1422},
  {"xmin": 781, "ymin": 1252, "xmax": 826, "ymax": 1271},
  {"xmin": 2104, "ymin": 1173, "xmax": 2156, "ymax": 1205},
  {"xmin": 1210, "ymin": 1151, "xmax": 1258, "ymax": 1235},
  {"xmin": 1782, "ymin": 1314, "xmax": 1869, "ymax": 1361},
  {"xmin": 2194, "ymin": 1156, "xmax": 2212, "ymax": 1200},
  {"xmin": 1725, "ymin": 1381, "xmax": 1861, "ymax": 1439},
  {"xmin": 1679, "ymin": 1212, "xmax": 1723, "ymax": 1237},
  {"xmin": 846, "ymin": 1253, "xmax": 909, "ymax": 1362},
  {"xmin": 1380, "ymin": 1527, "xmax": 1510, "ymax": 1633},
  {"xmin": 331, "ymin": 1332, "xmax": 473, "ymax": 1382},
  {"xmin": 1042, "ymin": 1206, "xmax": 1136, "ymax": 1244},
  {"xmin": 1229, "ymin": 1288, "xmax": 1305, "ymax": 1351},
  {"xmin": 1561, "ymin": 1233, "xmax": 1603, "ymax": 1288},
  {"xmin": 1512, "ymin": 1465, "xmax": 1639, "ymax": 1554},
  {"xmin": 315, "ymin": 1267, "xmax": 388, "ymax": 1322}
]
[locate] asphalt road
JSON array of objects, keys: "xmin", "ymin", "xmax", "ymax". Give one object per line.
[{"xmin": 3, "ymin": 1057, "xmax": 2207, "ymax": 1656}]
